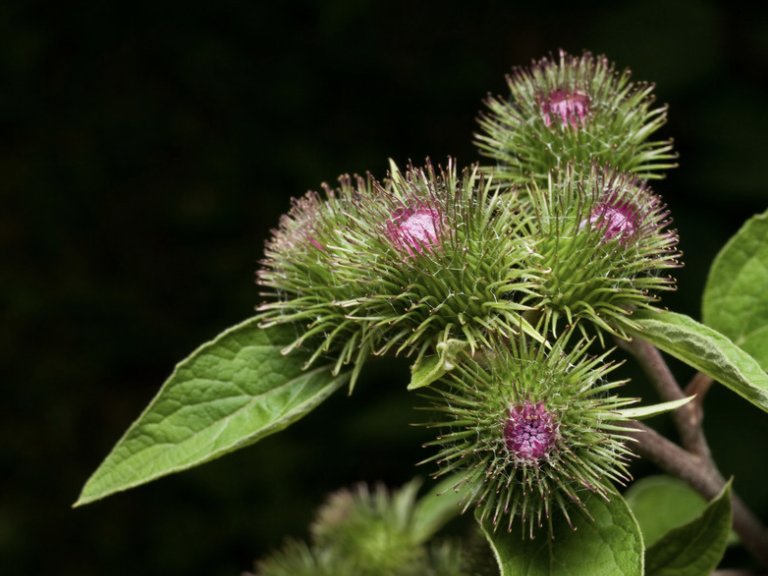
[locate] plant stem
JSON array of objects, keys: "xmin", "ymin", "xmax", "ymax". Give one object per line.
[
  {"xmin": 616, "ymin": 336, "xmax": 768, "ymax": 568},
  {"xmin": 686, "ymin": 370, "xmax": 715, "ymax": 413},
  {"xmin": 616, "ymin": 336, "xmax": 709, "ymax": 457}
]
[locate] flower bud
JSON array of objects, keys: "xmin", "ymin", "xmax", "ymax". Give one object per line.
[
  {"xmin": 257, "ymin": 159, "xmax": 543, "ymax": 388},
  {"xmin": 521, "ymin": 164, "xmax": 681, "ymax": 337},
  {"xmin": 504, "ymin": 400, "xmax": 559, "ymax": 463},
  {"xmin": 387, "ymin": 206, "xmax": 443, "ymax": 257},
  {"xmin": 256, "ymin": 174, "xmax": 375, "ymax": 384},
  {"xmin": 254, "ymin": 480, "xmax": 468, "ymax": 576},
  {"xmin": 585, "ymin": 195, "xmax": 639, "ymax": 244},
  {"xmin": 475, "ymin": 50, "xmax": 677, "ymax": 187},
  {"xmin": 422, "ymin": 333, "xmax": 636, "ymax": 538},
  {"xmin": 541, "ymin": 89, "xmax": 589, "ymax": 129}
]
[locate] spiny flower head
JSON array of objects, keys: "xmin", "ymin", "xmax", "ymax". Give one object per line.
[
  {"xmin": 257, "ymin": 174, "xmax": 377, "ymax": 385},
  {"xmin": 340, "ymin": 160, "xmax": 545, "ymax": 355},
  {"xmin": 541, "ymin": 89, "xmax": 589, "ymax": 129},
  {"xmin": 421, "ymin": 332, "xmax": 636, "ymax": 538},
  {"xmin": 253, "ymin": 480, "xmax": 468, "ymax": 576},
  {"xmin": 387, "ymin": 206, "xmax": 444, "ymax": 256},
  {"xmin": 257, "ymin": 159, "xmax": 544, "ymax": 388},
  {"xmin": 520, "ymin": 164, "xmax": 681, "ymax": 338},
  {"xmin": 475, "ymin": 50, "xmax": 677, "ymax": 187},
  {"xmin": 310, "ymin": 482, "xmax": 426, "ymax": 575}
]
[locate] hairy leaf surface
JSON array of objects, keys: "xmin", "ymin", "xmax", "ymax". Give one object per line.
[
  {"xmin": 480, "ymin": 492, "xmax": 643, "ymax": 576},
  {"xmin": 703, "ymin": 209, "xmax": 768, "ymax": 370},
  {"xmin": 76, "ymin": 320, "xmax": 348, "ymax": 506},
  {"xmin": 627, "ymin": 310, "xmax": 768, "ymax": 413}
]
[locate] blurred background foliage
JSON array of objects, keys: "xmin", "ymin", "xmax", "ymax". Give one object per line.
[{"xmin": 2, "ymin": 0, "xmax": 768, "ymax": 574}]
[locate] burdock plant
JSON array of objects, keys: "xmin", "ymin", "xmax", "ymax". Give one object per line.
[
  {"xmin": 422, "ymin": 332, "xmax": 638, "ymax": 538},
  {"xmin": 75, "ymin": 50, "xmax": 768, "ymax": 576},
  {"xmin": 253, "ymin": 480, "xmax": 467, "ymax": 576},
  {"xmin": 521, "ymin": 164, "xmax": 681, "ymax": 338},
  {"xmin": 258, "ymin": 159, "xmax": 543, "ymax": 387},
  {"xmin": 476, "ymin": 50, "xmax": 678, "ymax": 187}
]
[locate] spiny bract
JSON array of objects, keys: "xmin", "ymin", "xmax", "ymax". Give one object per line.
[
  {"xmin": 475, "ymin": 49, "xmax": 677, "ymax": 187},
  {"xmin": 421, "ymin": 332, "xmax": 637, "ymax": 538},
  {"xmin": 520, "ymin": 164, "xmax": 681, "ymax": 339},
  {"xmin": 257, "ymin": 159, "xmax": 543, "ymax": 388}
]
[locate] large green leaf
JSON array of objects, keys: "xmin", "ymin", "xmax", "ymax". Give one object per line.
[
  {"xmin": 75, "ymin": 319, "xmax": 349, "ymax": 506},
  {"xmin": 703, "ymin": 210, "xmax": 768, "ymax": 370},
  {"xmin": 645, "ymin": 480, "xmax": 732, "ymax": 576},
  {"xmin": 626, "ymin": 310, "xmax": 768, "ymax": 413},
  {"xmin": 624, "ymin": 475, "xmax": 709, "ymax": 547},
  {"xmin": 479, "ymin": 492, "xmax": 644, "ymax": 576}
]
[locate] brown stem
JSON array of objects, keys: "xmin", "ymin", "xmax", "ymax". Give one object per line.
[
  {"xmin": 618, "ymin": 337, "xmax": 710, "ymax": 458},
  {"xmin": 687, "ymin": 371, "xmax": 715, "ymax": 412},
  {"xmin": 624, "ymin": 422, "xmax": 768, "ymax": 569},
  {"xmin": 619, "ymin": 337, "xmax": 768, "ymax": 567}
]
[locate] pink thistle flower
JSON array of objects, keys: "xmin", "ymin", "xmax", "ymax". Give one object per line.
[
  {"xmin": 388, "ymin": 206, "xmax": 442, "ymax": 256},
  {"xmin": 587, "ymin": 198, "xmax": 641, "ymax": 244},
  {"xmin": 541, "ymin": 89, "xmax": 590, "ymax": 129},
  {"xmin": 504, "ymin": 400, "xmax": 559, "ymax": 464}
]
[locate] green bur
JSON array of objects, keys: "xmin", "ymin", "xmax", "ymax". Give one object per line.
[
  {"xmin": 420, "ymin": 331, "xmax": 638, "ymax": 538},
  {"xmin": 476, "ymin": 49, "xmax": 677, "ymax": 187},
  {"xmin": 257, "ymin": 159, "xmax": 542, "ymax": 388},
  {"xmin": 520, "ymin": 164, "xmax": 681, "ymax": 339}
]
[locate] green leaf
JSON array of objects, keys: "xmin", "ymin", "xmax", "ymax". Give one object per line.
[
  {"xmin": 479, "ymin": 492, "xmax": 644, "ymax": 576},
  {"xmin": 645, "ymin": 479, "xmax": 732, "ymax": 576},
  {"xmin": 703, "ymin": 210, "xmax": 768, "ymax": 370},
  {"xmin": 626, "ymin": 310, "xmax": 768, "ymax": 413},
  {"xmin": 75, "ymin": 319, "xmax": 349, "ymax": 506},
  {"xmin": 612, "ymin": 396, "xmax": 694, "ymax": 421},
  {"xmin": 407, "ymin": 339, "xmax": 467, "ymax": 390},
  {"xmin": 408, "ymin": 355, "xmax": 445, "ymax": 391},
  {"xmin": 624, "ymin": 475, "xmax": 708, "ymax": 547}
]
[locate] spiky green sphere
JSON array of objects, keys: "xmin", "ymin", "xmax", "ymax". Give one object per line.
[
  {"xmin": 257, "ymin": 173, "xmax": 376, "ymax": 381},
  {"xmin": 310, "ymin": 483, "xmax": 428, "ymax": 576},
  {"xmin": 257, "ymin": 160, "xmax": 543, "ymax": 386},
  {"xmin": 253, "ymin": 481, "xmax": 468, "ymax": 576},
  {"xmin": 520, "ymin": 164, "xmax": 681, "ymax": 338},
  {"xmin": 475, "ymin": 50, "xmax": 677, "ymax": 187},
  {"xmin": 422, "ymin": 333, "xmax": 636, "ymax": 538}
]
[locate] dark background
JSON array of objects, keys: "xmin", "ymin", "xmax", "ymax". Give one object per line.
[{"xmin": 3, "ymin": 0, "xmax": 768, "ymax": 574}]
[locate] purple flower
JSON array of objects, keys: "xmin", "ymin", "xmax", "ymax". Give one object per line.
[
  {"xmin": 504, "ymin": 400, "xmax": 559, "ymax": 464},
  {"xmin": 541, "ymin": 89, "xmax": 589, "ymax": 129},
  {"xmin": 388, "ymin": 207, "xmax": 442, "ymax": 256},
  {"xmin": 587, "ymin": 198, "xmax": 640, "ymax": 244}
]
